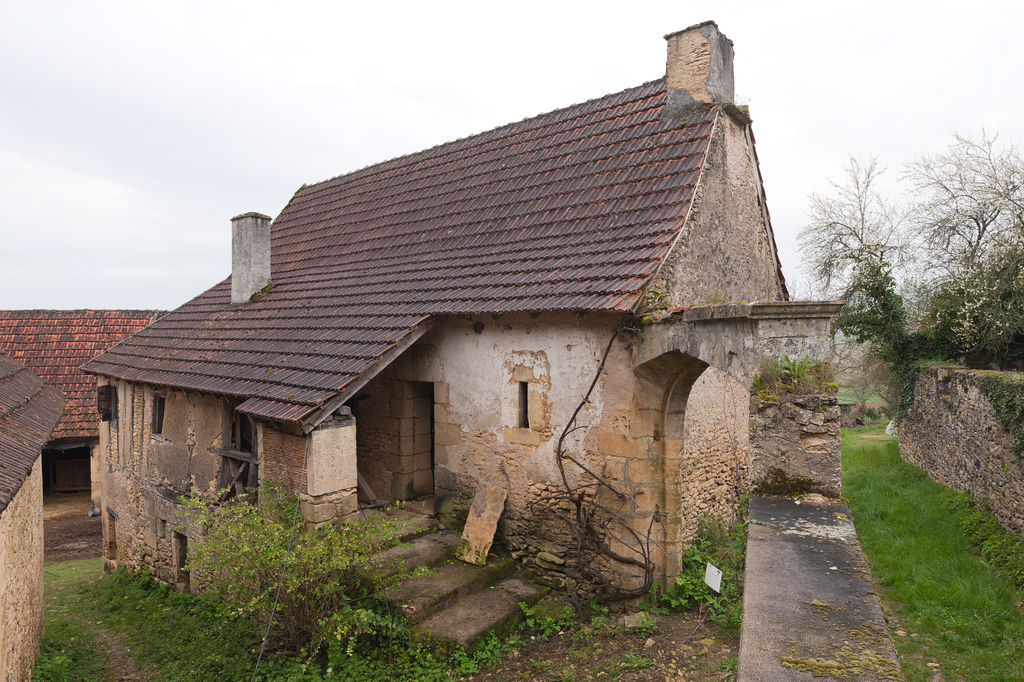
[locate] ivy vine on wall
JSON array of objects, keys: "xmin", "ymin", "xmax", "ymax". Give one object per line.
[{"xmin": 977, "ymin": 372, "xmax": 1024, "ymax": 456}]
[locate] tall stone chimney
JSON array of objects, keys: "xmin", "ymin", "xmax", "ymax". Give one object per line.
[
  {"xmin": 231, "ymin": 212, "xmax": 272, "ymax": 304},
  {"xmin": 664, "ymin": 21, "xmax": 735, "ymax": 116}
]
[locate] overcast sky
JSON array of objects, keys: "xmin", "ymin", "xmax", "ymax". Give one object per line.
[{"xmin": 2, "ymin": 1, "xmax": 1022, "ymax": 309}]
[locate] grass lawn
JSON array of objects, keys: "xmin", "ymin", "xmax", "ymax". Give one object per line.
[{"xmin": 843, "ymin": 425, "xmax": 1024, "ymax": 680}]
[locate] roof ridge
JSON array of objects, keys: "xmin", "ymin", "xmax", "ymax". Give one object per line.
[{"xmin": 0, "ymin": 309, "xmax": 163, "ymax": 314}]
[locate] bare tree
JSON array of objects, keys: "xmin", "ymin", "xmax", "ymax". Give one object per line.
[
  {"xmin": 904, "ymin": 131, "xmax": 1024, "ymax": 279},
  {"xmin": 799, "ymin": 158, "xmax": 909, "ymax": 298}
]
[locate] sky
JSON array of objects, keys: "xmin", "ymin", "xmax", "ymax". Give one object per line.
[{"xmin": 1, "ymin": 0, "xmax": 1022, "ymax": 309}]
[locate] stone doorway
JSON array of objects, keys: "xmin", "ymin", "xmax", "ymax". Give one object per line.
[{"xmin": 354, "ymin": 379, "xmax": 436, "ymax": 506}]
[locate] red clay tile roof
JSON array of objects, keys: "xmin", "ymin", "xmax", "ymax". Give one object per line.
[
  {"xmin": 82, "ymin": 79, "xmax": 728, "ymax": 426},
  {"xmin": 0, "ymin": 353, "xmax": 63, "ymax": 513},
  {"xmin": 0, "ymin": 310, "xmax": 160, "ymax": 441}
]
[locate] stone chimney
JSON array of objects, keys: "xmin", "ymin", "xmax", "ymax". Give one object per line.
[
  {"xmin": 664, "ymin": 21, "xmax": 735, "ymax": 116},
  {"xmin": 231, "ymin": 212, "xmax": 272, "ymax": 304}
]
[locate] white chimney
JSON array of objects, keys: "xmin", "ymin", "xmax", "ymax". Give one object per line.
[
  {"xmin": 231, "ymin": 212, "xmax": 272, "ymax": 304},
  {"xmin": 664, "ymin": 21, "xmax": 735, "ymax": 116}
]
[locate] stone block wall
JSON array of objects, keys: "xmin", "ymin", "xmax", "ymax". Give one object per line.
[
  {"xmin": 0, "ymin": 458, "xmax": 43, "ymax": 681},
  {"xmin": 677, "ymin": 367, "xmax": 750, "ymax": 540},
  {"xmin": 749, "ymin": 394, "xmax": 841, "ymax": 496},
  {"xmin": 353, "ymin": 377, "xmax": 434, "ymax": 503},
  {"xmin": 99, "ymin": 379, "xmax": 226, "ymax": 586},
  {"xmin": 900, "ymin": 367, "xmax": 1024, "ymax": 535}
]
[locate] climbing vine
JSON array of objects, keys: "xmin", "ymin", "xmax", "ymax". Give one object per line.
[
  {"xmin": 977, "ymin": 372, "xmax": 1024, "ymax": 455},
  {"xmin": 529, "ymin": 319, "xmax": 662, "ymax": 602}
]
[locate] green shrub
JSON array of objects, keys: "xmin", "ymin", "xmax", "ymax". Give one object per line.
[
  {"xmin": 177, "ymin": 483, "xmax": 409, "ymax": 656},
  {"xmin": 519, "ymin": 602, "xmax": 576, "ymax": 641},
  {"xmin": 752, "ymin": 356, "xmax": 837, "ymax": 400},
  {"xmin": 660, "ymin": 508, "xmax": 747, "ymax": 631}
]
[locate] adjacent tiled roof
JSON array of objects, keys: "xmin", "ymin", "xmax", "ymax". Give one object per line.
[
  {"xmin": 82, "ymin": 79, "xmax": 736, "ymax": 425},
  {"xmin": 0, "ymin": 353, "xmax": 63, "ymax": 514},
  {"xmin": 0, "ymin": 310, "xmax": 160, "ymax": 440}
]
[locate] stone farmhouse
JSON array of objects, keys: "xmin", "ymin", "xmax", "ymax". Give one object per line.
[
  {"xmin": 0, "ymin": 310, "xmax": 160, "ymax": 512},
  {"xmin": 0, "ymin": 353, "xmax": 64, "ymax": 679},
  {"xmin": 82, "ymin": 22, "xmax": 840, "ymax": 592}
]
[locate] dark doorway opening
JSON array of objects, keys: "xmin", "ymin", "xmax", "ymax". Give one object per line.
[
  {"xmin": 354, "ymin": 380, "xmax": 435, "ymax": 507},
  {"xmin": 42, "ymin": 444, "xmax": 91, "ymax": 494}
]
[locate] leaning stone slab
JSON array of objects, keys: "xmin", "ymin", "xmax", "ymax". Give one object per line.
[{"xmin": 455, "ymin": 484, "xmax": 507, "ymax": 566}]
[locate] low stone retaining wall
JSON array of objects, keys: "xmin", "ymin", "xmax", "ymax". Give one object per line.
[
  {"xmin": 749, "ymin": 394, "xmax": 841, "ymax": 497},
  {"xmin": 900, "ymin": 366, "xmax": 1024, "ymax": 535}
]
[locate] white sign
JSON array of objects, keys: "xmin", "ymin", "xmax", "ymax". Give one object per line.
[{"xmin": 704, "ymin": 562, "xmax": 723, "ymax": 593}]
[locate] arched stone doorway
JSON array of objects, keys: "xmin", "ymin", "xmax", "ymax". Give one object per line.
[{"xmin": 633, "ymin": 350, "xmax": 749, "ymax": 585}]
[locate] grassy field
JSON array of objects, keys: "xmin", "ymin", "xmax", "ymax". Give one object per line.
[{"xmin": 842, "ymin": 425, "xmax": 1024, "ymax": 680}]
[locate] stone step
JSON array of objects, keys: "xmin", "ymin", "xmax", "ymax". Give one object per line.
[
  {"xmin": 387, "ymin": 554, "xmax": 516, "ymax": 624},
  {"xmin": 415, "ymin": 577, "xmax": 548, "ymax": 649},
  {"xmin": 362, "ymin": 531, "xmax": 460, "ymax": 582},
  {"xmin": 394, "ymin": 513, "xmax": 438, "ymax": 542},
  {"xmin": 360, "ymin": 507, "xmax": 439, "ymax": 542}
]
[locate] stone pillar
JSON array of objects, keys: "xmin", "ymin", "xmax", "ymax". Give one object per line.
[
  {"xmin": 301, "ymin": 410, "xmax": 358, "ymax": 525},
  {"xmin": 749, "ymin": 393, "xmax": 841, "ymax": 497},
  {"xmin": 89, "ymin": 441, "xmax": 102, "ymax": 516}
]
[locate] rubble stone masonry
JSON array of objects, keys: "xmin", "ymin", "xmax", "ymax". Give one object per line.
[
  {"xmin": 900, "ymin": 367, "xmax": 1024, "ymax": 535},
  {"xmin": 749, "ymin": 393, "xmax": 841, "ymax": 497},
  {"xmin": 0, "ymin": 459, "xmax": 43, "ymax": 681}
]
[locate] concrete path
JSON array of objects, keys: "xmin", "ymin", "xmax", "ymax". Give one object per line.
[{"xmin": 737, "ymin": 495, "xmax": 902, "ymax": 681}]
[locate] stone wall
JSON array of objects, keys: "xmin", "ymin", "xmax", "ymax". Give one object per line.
[
  {"xmin": 99, "ymin": 378, "xmax": 225, "ymax": 586},
  {"xmin": 679, "ymin": 367, "xmax": 750, "ymax": 540},
  {"xmin": 0, "ymin": 458, "xmax": 43, "ymax": 681},
  {"xmin": 749, "ymin": 394, "xmax": 841, "ymax": 497},
  {"xmin": 99, "ymin": 376, "xmax": 361, "ymax": 581},
  {"xmin": 900, "ymin": 367, "xmax": 1024, "ymax": 535},
  {"xmin": 353, "ymin": 377, "xmax": 434, "ymax": 503}
]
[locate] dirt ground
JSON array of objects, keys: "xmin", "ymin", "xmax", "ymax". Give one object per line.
[
  {"xmin": 44, "ymin": 490, "xmax": 102, "ymax": 565},
  {"xmin": 472, "ymin": 609, "xmax": 738, "ymax": 681}
]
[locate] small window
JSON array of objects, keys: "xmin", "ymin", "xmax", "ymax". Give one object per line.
[
  {"xmin": 518, "ymin": 381, "xmax": 530, "ymax": 429},
  {"xmin": 220, "ymin": 409, "xmax": 258, "ymax": 502},
  {"xmin": 97, "ymin": 384, "xmax": 117, "ymax": 423},
  {"xmin": 230, "ymin": 412, "xmax": 255, "ymax": 454},
  {"xmin": 172, "ymin": 531, "xmax": 190, "ymax": 591},
  {"xmin": 151, "ymin": 393, "xmax": 166, "ymax": 435}
]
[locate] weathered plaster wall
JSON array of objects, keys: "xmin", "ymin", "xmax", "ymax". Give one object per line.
[
  {"xmin": 355, "ymin": 313, "xmax": 639, "ymax": 586},
  {"xmin": 646, "ymin": 112, "xmax": 785, "ymax": 307},
  {"xmin": 900, "ymin": 367, "xmax": 1024, "ymax": 535},
  {"xmin": 0, "ymin": 458, "xmax": 43, "ymax": 681},
  {"xmin": 749, "ymin": 394, "xmax": 841, "ymax": 497},
  {"xmin": 360, "ymin": 312, "xmax": 751, "ymax": 590},
  {"xmin": 99, "ymin": 378, "xmax": 225, "ymax": 586}
]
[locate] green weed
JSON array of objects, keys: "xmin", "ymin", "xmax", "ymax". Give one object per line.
[{"xmin": 659, "ymin": 505, "xmax": 747, "ymax": 632}]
